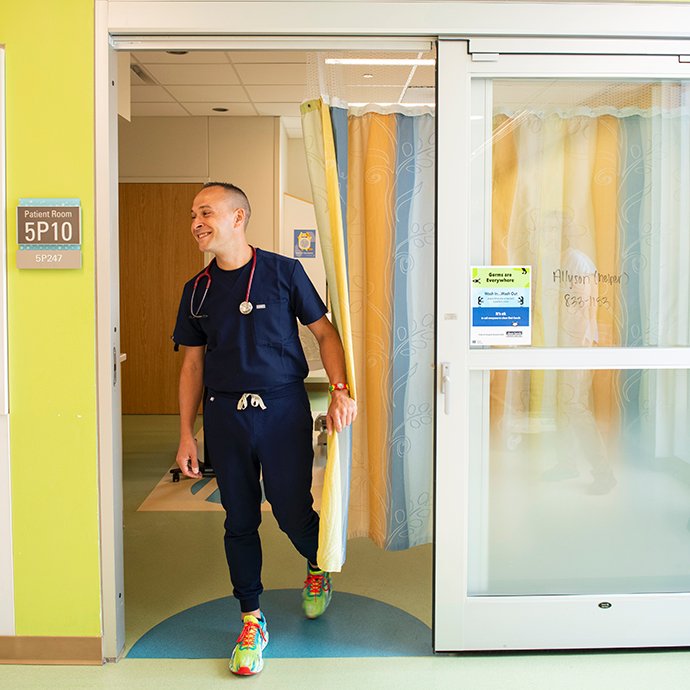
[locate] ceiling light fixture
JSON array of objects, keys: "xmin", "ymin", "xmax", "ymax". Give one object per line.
[
  {"xmin": 363, "ymin": 73, "xmax": 374, "ymax": 79},
  {"xmin": 325, "ymin": 58, "xmax": 435, "ymax": 66},
  {"xmin": 349, "ymin": 102, "xmax": 436, "ymax": 108},
  {"xmin": 129, "ymin": 63, "xmax": 157, "ymax": 86}
]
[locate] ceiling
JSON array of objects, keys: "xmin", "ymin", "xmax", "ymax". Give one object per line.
[{"xmin": 129, "ymin": 49, "xmax": 436, "ymax": 137}]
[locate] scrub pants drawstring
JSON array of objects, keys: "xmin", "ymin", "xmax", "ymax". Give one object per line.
[{"xmin": 237, "ymin": 393, "xmax": 267, "ymax": 411}]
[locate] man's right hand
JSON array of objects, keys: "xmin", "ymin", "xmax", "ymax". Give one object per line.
[{"xmin": 176, "ymin": 437, "xmax": 202, "ymax": 479}]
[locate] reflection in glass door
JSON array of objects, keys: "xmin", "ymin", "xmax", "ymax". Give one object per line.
[
  {"xmin": 472, "ymin": 77, "xmax": 690, "ymax": 596},
  {"xmin": 435, "ymin": 42, "xmax": 690, "ymax": 652},
  {"xmin": 486, "ymin": 79, "xmax": 690, "ymax": 351}
]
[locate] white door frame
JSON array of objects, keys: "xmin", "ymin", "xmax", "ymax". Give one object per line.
[
  {"xmin": 95, "ymin": 2, "xmax": 125, "ymax": 660},
  {"xmin": 435, "ymin": 40, "xmax": 690, "ymax": 652},
  {"xmin": 97, "ymin": 0, "xmax": 690, "ymax": 660},
  {"xmin": 105, "ymin": 1, "xmax": 690, "ymax": 40},
  {"xmin": 96, "ymin": 1, "xmax": 434, "ymax": 660},
  {"xmin": 97, "ymin": 35, "xmax": 432, "ymax": 661}
]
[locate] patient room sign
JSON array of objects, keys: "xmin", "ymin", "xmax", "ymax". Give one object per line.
[
  {"xmin": 471, "ymin": 266, "xmax": 531, "ymax": 346},
  {"xmin": 16, "ymin": 198, "xmax": 82, "ymax": 269}
]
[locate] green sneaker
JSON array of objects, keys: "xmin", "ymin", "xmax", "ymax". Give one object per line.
[
  {"xmin": 302, "ymin": 567, "xmax": 332, "ymax": 619},
  {"xmin": 229, "ymin": 614, "xmax": 269, "ymax": 676}
]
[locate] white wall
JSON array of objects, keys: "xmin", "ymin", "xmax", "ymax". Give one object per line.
[
  {"xmin": 283, "ymin": 193, "xmax": 325, "ymax": 302},
  {"xmin": 119, "ymin": 115, "xmax": 277, "ymax": 251},
  {"xmin": 119, "ymin": 116, "xmax": 209, "ymax": 179},
  {"xmin": 286, "ymin": 137, "xmax": 312, "ymax": 202},
  {"xmin": 208, "ymin": 117, "xmax": 276, "ymax": 251},
  {"xmin": 279, "ymin": 119, "xmax": 289, "ymax": 256}
]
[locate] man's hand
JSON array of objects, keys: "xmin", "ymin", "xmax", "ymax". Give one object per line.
[
  {"xmin": 327, "ymin": 390, "xmax": 357, "ymax": 434},
  {"xmin": 306, "ymin": 316, "xmax": 357, "ymax": 434},
  {"xmin": 176, "ymin": 436, "xmax": 202, "ymax": 479}
]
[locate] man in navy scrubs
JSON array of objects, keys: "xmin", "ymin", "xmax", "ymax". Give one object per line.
[{"xmin": 172, "ymin": 182, "xmax": 356, "ymax": 676}]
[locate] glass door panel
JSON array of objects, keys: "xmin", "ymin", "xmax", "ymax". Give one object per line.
[
  {"xmin": 480, "ymin": 79, "xmax": 690, "ymax": 348},
  {"xmin": 435, "ymin": 43, "xmax": 690, "ymax": 651},
  {"xmin": 468, "ymin": 368, "xmax": 690, "ymax": 597},
  {"xmin": 469, "ymin": 77, "xmax": 690, "ymax": 597}
]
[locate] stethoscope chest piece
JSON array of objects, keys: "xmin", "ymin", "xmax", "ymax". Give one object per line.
[{"xmin": 239, "ymin": 301, "xmax": 253, "ymax": 315}]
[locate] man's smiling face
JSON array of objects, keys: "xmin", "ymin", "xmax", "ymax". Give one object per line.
[{"xmin": 190, "ymin": 186, "xmax": 243, "ymax": 254}]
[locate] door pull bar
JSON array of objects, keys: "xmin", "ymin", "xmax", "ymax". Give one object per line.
[{"xmin": 441, "ymin": 362, "xmax": 451, "ymax": 415}]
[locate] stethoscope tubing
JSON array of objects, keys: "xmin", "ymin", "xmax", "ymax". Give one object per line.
[{"xmin": 189, "ymin": 246, "xmax": 256, "ymax": 319}]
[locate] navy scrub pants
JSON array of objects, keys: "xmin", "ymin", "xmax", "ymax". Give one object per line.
[{"xmin": 203, "ymin": 382, "xmax": 319, "ymax": 613}]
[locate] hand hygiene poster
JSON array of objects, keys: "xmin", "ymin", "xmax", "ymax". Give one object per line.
[{"xmin": 471, "ymin": 266, "xmax": 532, "ymax": 346}]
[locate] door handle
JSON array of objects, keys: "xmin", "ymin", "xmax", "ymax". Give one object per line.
[{"xmin": 441, "ymin": 362, "xmax": 451, "ymax": 415}]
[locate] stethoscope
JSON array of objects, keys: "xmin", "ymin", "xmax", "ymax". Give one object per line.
[{"xmin": 189, "ymin": 246, "xmax": 257, "ymax": 319}]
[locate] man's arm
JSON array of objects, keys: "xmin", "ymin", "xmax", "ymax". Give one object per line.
[
  {"xmin": 175, "ymin": 345, "xmax": 205, "ymax": 478},
  {"xmin": 307, "ymin": 315, "xmax": 357, "ymax": 434}
]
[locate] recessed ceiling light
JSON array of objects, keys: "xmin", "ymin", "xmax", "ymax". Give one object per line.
[
  {"xmin": 166, "ymin": 50, "xmax": 189, "ymax": 55},
  {"xmin": 212, "ymin": 107, "xmax": 229, "ymax": 112},
  {"xmin": 325, "ymin": 58, "xmax": 434, "ymax": 66},
  {"xmin": 363, "ymin": 73, "xmax": 374, "ymax": 79}
]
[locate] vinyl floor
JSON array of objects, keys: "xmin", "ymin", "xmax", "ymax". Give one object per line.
[{"xmin": 1, "ymin": 416, "xmax": 690, "ymax": 689}]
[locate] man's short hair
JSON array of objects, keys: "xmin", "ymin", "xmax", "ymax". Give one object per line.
[{"xmin": 202, "ymin": 182, "xmax": 252, "ymax": 222}]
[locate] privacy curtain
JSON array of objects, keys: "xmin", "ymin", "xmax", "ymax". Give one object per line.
[
  {"xmin": 302, "ymin": 99, "xmax": 435, "ymax": 569},
  {"xmin": 491, "ymin": 98, "xmax": 690, "ymax": 463}
]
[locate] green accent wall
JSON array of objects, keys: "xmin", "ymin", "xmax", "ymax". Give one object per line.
[{"xmin": 0, "ymin": 0, "xmax": 101, "ymax": 636}]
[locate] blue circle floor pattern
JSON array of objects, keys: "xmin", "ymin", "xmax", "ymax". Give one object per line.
[{"xmin": 128, "ymin": 589, "xmax": 432, "ymax": 658}]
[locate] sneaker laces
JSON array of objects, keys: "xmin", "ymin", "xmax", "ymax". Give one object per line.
[
  {"xmin": 236, "ymin": 619, "xmax": 266, "ymax": 649},
  {"xmin": 304, "ymin": 572, "xmax": 326, "ymax": 597}
]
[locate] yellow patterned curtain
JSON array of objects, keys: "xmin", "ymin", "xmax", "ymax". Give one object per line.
[
  {"xmin": 301, "ymin": 100, "xmax": 356, "ymax": 571},
  {"xmin": 302, "ymin": 99, "xmax": 435, "ymax": 558}
]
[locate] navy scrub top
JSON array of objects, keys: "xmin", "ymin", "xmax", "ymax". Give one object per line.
[{"xmin": 173, "ymin": 248, "xmax": 327, "ymax": 394}]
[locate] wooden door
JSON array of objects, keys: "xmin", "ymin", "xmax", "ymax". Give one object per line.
[{"xmin": 119, "ymin": 183, "xmax": 204, "ymax": 413}]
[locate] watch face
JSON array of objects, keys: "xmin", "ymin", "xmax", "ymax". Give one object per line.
[{"xmin": 239, "ymin": 301, "xmax": 253, "ymax": 315}]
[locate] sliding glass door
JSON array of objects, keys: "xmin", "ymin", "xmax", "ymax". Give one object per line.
[{"xmin": 436, "ymin": 41, "xmax": 690, "ymax": 651}]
